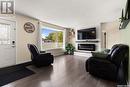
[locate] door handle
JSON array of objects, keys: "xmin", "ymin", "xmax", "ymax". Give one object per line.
[{"xmin": 12, "ymin": 41, "xmax": 15, "ymax": 47}]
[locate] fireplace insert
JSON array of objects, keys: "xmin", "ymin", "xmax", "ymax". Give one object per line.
[{"xmin": 78, "ymin": 44, "xmax": 96, "ymax": 51}]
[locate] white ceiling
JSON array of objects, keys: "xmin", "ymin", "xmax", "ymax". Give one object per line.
[{"xmin": 15, "ymin": 0, "xmax": 127, "ymax": 28}]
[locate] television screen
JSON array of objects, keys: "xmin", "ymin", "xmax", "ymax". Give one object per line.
[{"xmin": 78, "ymin": 28, "xmax": 96, "ymax": 40}]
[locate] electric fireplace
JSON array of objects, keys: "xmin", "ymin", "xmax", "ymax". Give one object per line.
[{"xmin": 78, "ymin": 44, "xmax": 96, "ymax": 51}]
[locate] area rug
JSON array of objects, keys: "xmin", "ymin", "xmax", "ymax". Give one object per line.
[{"xmin": 0, "ymin": 66, "xmax": 35, "ymax": 86}]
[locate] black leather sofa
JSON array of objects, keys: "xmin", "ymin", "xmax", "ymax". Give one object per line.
[
  {"xmin": 86, "ymin": 44, "xmax": 129, "ymax": 85},
  {"xmin": 27, "ymin": 44, "xmax": 54, "ymax": 67}
]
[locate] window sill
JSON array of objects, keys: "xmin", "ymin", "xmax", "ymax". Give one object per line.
[{"xmin": 41, "ymin": 48, "xmax": 64, "ymax": 51}]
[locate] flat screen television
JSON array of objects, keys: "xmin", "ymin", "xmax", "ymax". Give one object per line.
[{"xmin": 78, "ymin": 28, "xmax": 96, "ymax": 40}]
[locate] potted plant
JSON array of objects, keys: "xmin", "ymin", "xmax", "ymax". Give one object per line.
[{"xmin": 65, "ymin": 43, "xmax": 75, "ymax": 55}]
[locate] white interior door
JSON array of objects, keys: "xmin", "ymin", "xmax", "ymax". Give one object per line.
[{"xmin": 0, "ymin": 19, "xmax": 16, "ymax": 68}]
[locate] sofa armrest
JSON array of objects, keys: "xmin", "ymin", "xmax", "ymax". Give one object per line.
[
  {"xmin": 103, "ymin": 49, "xmax": 110, "ymax": 53},
  {"xmin": 91, "ymin": 52, "xmax": 109, "ymax": 59},
  {"xmin": 40, "ymin": 51, "xmax": 46, "ymax": 53},
  {"xmin": 39, "ymin": 53, "xmax": 51, "ymax": 55}
]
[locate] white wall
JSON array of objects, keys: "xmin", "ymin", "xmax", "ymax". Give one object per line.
[
  {"xmin": 15, "ymin": 14, "xmax": 39, "ymax": 64},
  {"xmin": 101, "ymin": 21, "xmax": 121, "ymax": 49}
]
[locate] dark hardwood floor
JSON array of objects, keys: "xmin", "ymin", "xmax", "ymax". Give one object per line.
[{"xmin": 3, "ymin": 55, "xmax": 116, "ymax": 87}]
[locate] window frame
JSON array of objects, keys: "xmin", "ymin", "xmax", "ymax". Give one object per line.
[{"xmin": 40, "ymin": 26, "xmax": 65, "ymax": 51}]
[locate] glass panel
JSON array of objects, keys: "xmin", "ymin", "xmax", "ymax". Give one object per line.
[
  {"xmin": 0, "ymin": 23, "xmax": 11, "ymax": 44},
  {"xmin": 41, "ymin": 28, "xmax": 63, "ymax": 50},
  {"xmin": 57, "ymin": 31, "xmax": 63, "ymax": 48}
]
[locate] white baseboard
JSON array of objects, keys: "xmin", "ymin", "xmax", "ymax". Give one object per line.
[{"xmin": 46, "ymin": 49, "xmax": 64, "ymax": 57}]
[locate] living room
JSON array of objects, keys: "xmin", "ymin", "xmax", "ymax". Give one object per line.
[{"xmin": 0, "ymin": 0, "xmax": 129, "ymax": 87}]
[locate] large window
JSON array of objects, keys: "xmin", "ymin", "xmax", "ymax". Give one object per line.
[
  {"xmin": 0, "ymin": 23, "xmax": 11, "ymax": 44},
  {"xmin": 41, "ymin": 27, "xmax": 64, "ymax": 50}
]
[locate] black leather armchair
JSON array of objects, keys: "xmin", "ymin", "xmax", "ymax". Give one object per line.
[
  {"xmin": 86, "ymin": 44, "xmax": 129, "ymax": 85},
  {"xmin": 27, "ymin": 44, "xmax": 54, "ymax": 67}
]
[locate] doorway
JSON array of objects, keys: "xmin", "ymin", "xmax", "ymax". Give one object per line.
[{"xmin": 103, "ymin": 32, "xmax": 107, "ymax": 49}]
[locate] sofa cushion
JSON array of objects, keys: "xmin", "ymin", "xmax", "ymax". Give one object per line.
[{"xmin": 91, "ymin": 50, "xmax": 109, "ymax": 58}]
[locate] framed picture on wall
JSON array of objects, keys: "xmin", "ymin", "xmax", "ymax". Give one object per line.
[{"xmin": 24, "ymin": 22, "xmax": 35, "ymax": 33}]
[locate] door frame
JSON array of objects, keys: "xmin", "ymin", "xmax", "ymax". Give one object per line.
[{"xmin": 102, "ymin": 31, "xmax": 107, "ymax": 49}]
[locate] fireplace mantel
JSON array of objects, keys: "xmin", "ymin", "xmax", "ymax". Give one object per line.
[{"xmin": 76, "ymin": 39, "xmax": 100, "ymax": 43}]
